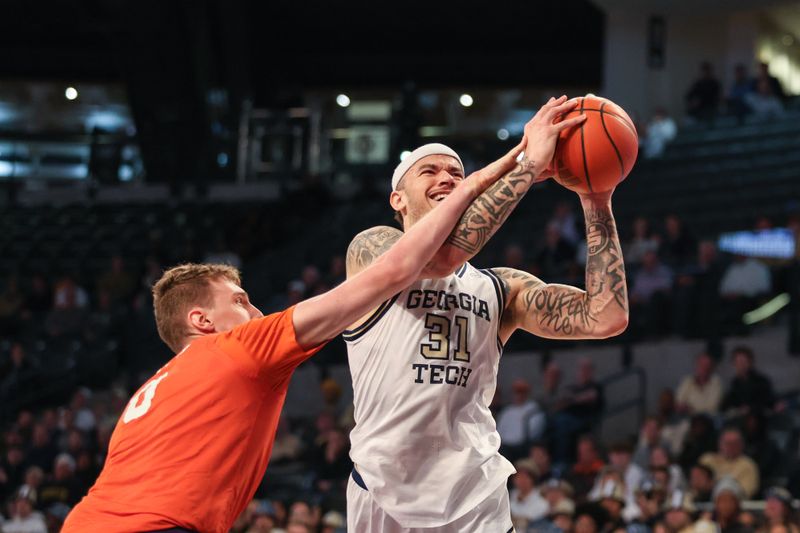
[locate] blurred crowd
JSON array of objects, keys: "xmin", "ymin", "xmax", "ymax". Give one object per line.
[{"xmin": 498, "ymin": 343, "xmax": 800, "ymax": 533}]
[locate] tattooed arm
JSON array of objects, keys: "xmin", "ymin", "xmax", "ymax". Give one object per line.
[
  {"xmin": 346, "ymin": 96, "xmax": 587, "ymax": 280},
  {"xmin": 494, "ymin": 191, "xmax": 628, "ymax": 342}
]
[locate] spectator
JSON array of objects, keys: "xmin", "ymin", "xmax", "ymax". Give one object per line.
[
  {"xmin": 590, "ymin": 441, "xmax": 643, "ymax": 512},
  {"xmin": 551, "ymin": 358, "xmax": 604, "ymax": 463},
  {"xmin": 2, "ymin": 486, "xmax": 47, "ymax": 533},
  {"xmin": 319, "ymin": 377, "xmax": 344, "ymax": 418},
  {"xmin": 45, "ymin": 275, "xmax": 89, "ymax": 337},
  {"xmin": 503, "ymin": 243, "xmax": 527, "ymax": 271},
  {"xmin": 674, "ymin": 240, "xmax": 725, "ymax": 339},
  {"xmin": 530, "ymin": 498, "xmax": 575, "ymax": 533},
  {"xmin": 663, "ymin": 490, "xmax": 698, "ymax": 533},
  {"xmin": 567, "ymin": 435, "xmax": 605, "ymax": 500},
  {"xmin": 312, "ymin": 429, "xmax": 351, "ymax": 493},
  {"xmin": 535, "ymin": 361, "xmax": 562, "ymax": 415},
  {"xmin": 44, "ymin": 502, "xmax": 71, "ymax": 533},
  {"xmin": 38, "ymin": 454, "xmax": 85, "ymax": 507},
  {"xmin": 762, "ymin": 487, "xmax": 799, "ymax": 533},
  {"xmin": 686, "ymin": 62, "xmax": 722, "ymax": 121},
  {"xmin": 541, "ymin": 478, "xmax": 575, "ymax": 512},
  {"xmin": 320, "ymin": 510, "xmax": 345, "ymax": 533},
  {"xmin": 721, "ymin": 346, "xmax": 777, "ymax": 418},
  {"xmin": 708, "ymin": 477, "xmax": 754, "ymax": 533},
  {"xmin": 96, "ymin": 255, "xmax": 136, "ymax": 306},
  {"xmin": 745, "ymin": 79, "xmax": 784, "ymax": 118},
  {"xmin": 2, "ymin": 447, "xmax": 27, "ymax": 501},
  {"xmin": 0, "ymin": 276, "xmax": 26, "ymax": 336},
  {"xmin": 633, "ymin": 416, "xmax": 668, "ymax": 470},
  {"xmin": 325, "ymin": 254, "xmax": 346, "ymax": 288},
  {"xmin": 0, "ymin": 343, "xmax": 39, "ymax": 400},
  {"xmin": 752, "ymin": 62, "xmax": 786, "ymax": 102},
  {"xmin": 631, "ymin": 478, "xmax": 668, "ymax": 532},
  {"xmin": 270, "ymin": 417, "xmax": 304, "ymax": 466},
  {"xmin": 679, "ymin": 415, "xmax": 719, "ymax": 472},
  {"xmin": 629, "ymin": 250, "xmax": 673, "ymax": 338},
  {"xmin": 574, "ymin": 511, "xmax": 600, "ymax": 533},
  {"xmin": 533, "ymin": 222, "xmax": 577, "ymax": 282},
  {"xmin": 594, "ymin": 479, "xmax": 627, "ymax": 531},
  {"xmin": 247, "ymin": 500, "xmax": 280, "ymax": 533},
  {"xmin": 699, "ymin": 428, "xmax": 759, "ymax": 499},
  {"xmin": 300, "ymin": 265, "xmax": 323, "ymax": 298},
  {"xmin": 689, "ymin": 463, "xmax": 716, "ymax": 504},
  {"xmin": 676, "ymin": 352, "xmax": 723, "ymax": 416},
  {"xmin": 643, "ymin": 107, "xmax": 678, "ymax": 159},
  {"xmin": 549, "ymin": 201, "xmax": 581, "ymax": 246},
  {"xmin": 70, "ymin": 388, "xmax": 96, "ymax": 433},
  {"xmin": 650, "ymin": 446, "xmax": 687, "ymax": 495},
  {"xmin": 656, "ymin": 389, "xmax": 690, "ymax": 457},
  {"xmin": 741, "ymin": 412, "xmax": 781, "ymax": 483},
  {"xmin": 19, "ymin": 466, "xmax": 45, "ymax": 498},
  {"xmin": 728, "ymin": 63, "xmax": 753, "ymax": 118},
  {"xmin": 719, "ymin": 256, "xmax": 771, "ymax": 335},
  {"xmin": 625, "ymin": 217, "xmax": 660, "ymax": 271},
  {"xmin": 497, "ymin": 379, "xmax": 546, "ymax": 462},
  {"xmin": 27, "ymin": 423, "xmax": 58, "ymax": 469},
  {"xmin": 509, "ymin": 459, "xmax": 548, "ymax": 530},
  {"xmin": 662, "ymin": 215, "xmax": 697, "ymax": 270},
  {"xmin": 287, "ymin": 500, "xmax": 320, "ymax": 531},
  {"xmin": 529, "ymin": 442, "xmax": 555, "ymax": 484}
]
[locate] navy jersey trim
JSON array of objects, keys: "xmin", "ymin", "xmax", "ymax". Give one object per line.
[
  {"xmin": 342, "ymin": 293, "xmax": 401, "ymax": 342},
  {"xmin": 455, "ymin": 263, "xmax": 468, "ymax": 278},
  {"xmin": 479, "ymin": 268, "xmax": 506, "ymax": 350}
]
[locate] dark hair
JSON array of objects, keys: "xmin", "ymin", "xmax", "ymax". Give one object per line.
[
  {"xmin": 692, "ymin": 463, "xmax": 714, "ymax": 479},
  {"xmin": 731, "ymin": 345, "xmax": 754, "ymax": 362}
]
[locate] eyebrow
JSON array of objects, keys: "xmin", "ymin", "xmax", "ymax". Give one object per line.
[{"xmin": 416, "ymin": 163, "xmax": 464, "ymax": 176}]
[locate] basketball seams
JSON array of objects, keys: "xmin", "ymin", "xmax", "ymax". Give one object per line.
[
  {"xmin": 579, "ymin": 97, "xmax": 594, "ymax": 193},
  {"xmin": 569, "ymin": 107, "xmax": 637, "ymax": 136},
  {"xmin": 599, "ymin": 102, "xmax": 626, "ymax": 182}
]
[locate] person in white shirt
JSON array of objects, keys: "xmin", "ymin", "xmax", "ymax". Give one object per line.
[
  {"xmin": 676, "ymin": 352, "xmax": 723, "ymax": 415},
  {"xmin": 509, "ymin": 459, "xmax": 549, "ymax": 531},
  {"xmin": 2, "ymin": 487, "xmax": 47, "ymax": 533},
  {"xmin": 496, "ymin": 379, "xmax": 546, "ymax": 462}
]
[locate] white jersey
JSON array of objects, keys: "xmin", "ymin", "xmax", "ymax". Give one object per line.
[{"xmin": 344, "ymin": 262, "xmax": 515, "ymax": 528}]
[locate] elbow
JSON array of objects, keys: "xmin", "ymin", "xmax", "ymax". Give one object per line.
[{"xmin": 596, "ymin": 313, "xmax": 629, "ymax": 339}]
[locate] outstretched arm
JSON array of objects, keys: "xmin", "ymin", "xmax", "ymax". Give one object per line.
[
  {"xmin": 293, "ymin": 160, "xmax": 505, "ymax": 348},
  {"xmin": 494, "ymin": 191, "xmax": 628, "ymax": 342},
  {"xmin": 347, "ymin": 96, "xmax": 586, "ymax": 280}
]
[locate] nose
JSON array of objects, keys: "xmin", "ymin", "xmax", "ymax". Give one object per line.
[
  {"xmin": 436, "ymin": 171, "xmax": 457, "ymax": 187},
  {"xmin": 250, "ymin": 304, "xmax": 264, "ymax": 319}
]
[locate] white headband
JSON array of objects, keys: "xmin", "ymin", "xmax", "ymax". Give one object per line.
[{"xmin": 391, "ymin": 143, "xmax": 464, "ymax": 191}]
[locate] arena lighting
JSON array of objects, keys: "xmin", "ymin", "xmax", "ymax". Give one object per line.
[
  {"xmin": 65, "ymin": 87, "xmax": 78, "ymax": 100},
  {"xmin": 497, "ymin": 128, "xmax": 510, "ymax": 140},
  {"xmin": 459, "ymin": 94, "xmax": 473, "ymax": 107},
  {"xmin": 336, "ymin": 94, "xmax": 351, "ymax": 108},
  {"xmin": 399, "ymin": 150, "xmax": 411, "ymax": 161},
  {"xmin": 743, "ymin": 293, "xmax": 790, "ymax": 325}
]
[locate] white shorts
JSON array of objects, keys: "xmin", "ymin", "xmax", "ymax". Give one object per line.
[{"xmin": 346, "ymin": 473, "xmax": 514, "ymax": 533}]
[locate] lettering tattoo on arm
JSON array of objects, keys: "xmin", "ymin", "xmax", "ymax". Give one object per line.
[
  {"xmin": 445, "ymin": 155, "xmax": 537, "ymax": 255},
  {"xmin": 345, "ymin": 226, "xmax": 402, "ymax": 276}
]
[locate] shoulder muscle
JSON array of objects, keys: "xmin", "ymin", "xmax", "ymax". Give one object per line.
[{"xmin": 346, "ymin": 225, "xmax": 403, "ymax": 278}]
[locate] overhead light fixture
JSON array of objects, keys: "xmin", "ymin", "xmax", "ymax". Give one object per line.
[
  {"xmin": 65, "ymin": 87, "xmax": 78, "ymax": 100},
  {"xmin": 497, "ymin": 128, "xmax": 510, "ymax": 140},
  {"xmin": 400, "ymin": 150, "xmax": 411, "ymax": 161},
  {"xmin": 336, "ymin": 94, "xmax": 351, "ymax": 107},
  {"xmin": 459, "ymin": 94, "xmax": 473, "ymax": 107}
]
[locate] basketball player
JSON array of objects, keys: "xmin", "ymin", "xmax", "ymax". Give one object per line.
[
  {"xmin": 61, "ymin": 142, "xmax": 523, "ymax": 533},
  {"xmin": 344, "ymin": 95, "xmax": 629, "ymax": 532}
]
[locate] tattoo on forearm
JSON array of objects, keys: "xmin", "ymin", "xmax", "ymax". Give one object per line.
[
  {"xmin": 346, "ymin": 227, "xmax": 402, "ymax": 274},
  {"xmin": 493, "ymin": 268, "xmax": 545, "ymax": 325},
  {"xmin": 585, "ymin": 207, "xmax": 628, "ymax": 312},
  {"xmin": 446, "ymin": 159, "xmax": 534, "ymax": 255},
  {"xmin": 527, "ymin": 288, "xmax": 597, "ymax": 335}
]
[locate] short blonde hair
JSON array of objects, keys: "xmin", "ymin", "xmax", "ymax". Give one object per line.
[{"xmin": 152, "ymin": 263, "xmax": 241, "ymax": 353}]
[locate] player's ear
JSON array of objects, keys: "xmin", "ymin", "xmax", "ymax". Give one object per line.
[
  {"xmin": 389, "ymin": 190, "xmax": 406, "ymax": 213},
  {"xmin": 187, "ymin": 308, "xmax": 215, "ymax": 334}
]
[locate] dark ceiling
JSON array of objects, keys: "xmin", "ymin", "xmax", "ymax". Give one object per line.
[{"xmin": 0, "ymin": 0, "xmax": 604, "ymax": 184}]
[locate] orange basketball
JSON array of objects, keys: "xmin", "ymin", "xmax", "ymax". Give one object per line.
[{"xmin": 552, "ymin": 95, "xmax": 639, "ymax": 194}]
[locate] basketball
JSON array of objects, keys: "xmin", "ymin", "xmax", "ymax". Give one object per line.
[{"xmin": 552, "ymin": 95, "xmax": 639, "ymax": 194}]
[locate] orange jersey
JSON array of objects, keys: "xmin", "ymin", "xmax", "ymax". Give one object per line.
[{"xmin": 63, "ymin": 306, "xmax": 324, "ymax": 533}]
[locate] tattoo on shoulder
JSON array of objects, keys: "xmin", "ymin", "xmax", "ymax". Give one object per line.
[{"xmin": 346, "ymin": 226, "xmax": 402, "ymax": 273}]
